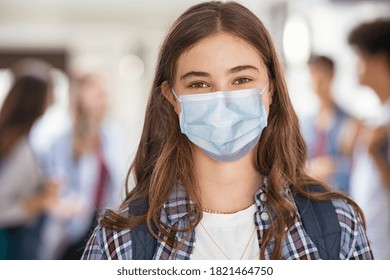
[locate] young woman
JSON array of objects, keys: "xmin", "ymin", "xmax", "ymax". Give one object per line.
[
  {"xmin": 82, "ymin": 1, "xmax": 373, "ymax": 260},
  {"xmin": 42, "ymin": 73, "xmax": 126, "ymax": 259},
  {"xmin": 0, "ymin": 60, "xmax": 57, "ymax": 259}
]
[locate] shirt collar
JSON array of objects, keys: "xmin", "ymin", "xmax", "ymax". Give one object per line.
[{"xmin": 161, "ymin": 184, "xmax": 193, "ymax": 225}]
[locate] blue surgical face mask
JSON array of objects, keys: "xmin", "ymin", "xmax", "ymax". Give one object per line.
[{"xmin": 172, "ymin": 85, "xmax": 268, "ymax": 162}]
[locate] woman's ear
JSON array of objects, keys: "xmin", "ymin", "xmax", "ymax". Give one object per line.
[{"xmin": 161, "ymin": 81, "xmax": 180, "ymax": 114}]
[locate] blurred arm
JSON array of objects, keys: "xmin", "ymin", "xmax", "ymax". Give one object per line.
[{"xmin": 367, "ymin": 126, "xmax": 390, "ymax": 191}]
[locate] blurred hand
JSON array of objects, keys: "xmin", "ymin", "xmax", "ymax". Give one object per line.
[
  {"xmin": 306, "ymin": 156, "xmax": 336, "ymax": 182},
  {"xmin": 49, "ymin": 193, "xmax": 85, "ymax": 220},
  {"xmin": 42, "ymin": 180, "xmax": 60, "ymax": 210},
  {"xmin": 365, "ymin": 126, "xmax": 388, "ymax": 156},
  {"xmin": 23, "ymin": 180, "xmax": 60, "ymax": 217}
]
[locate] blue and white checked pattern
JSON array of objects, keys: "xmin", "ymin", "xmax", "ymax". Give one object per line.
[{"xmin": 82, "ymin": 182, "xmax": 373, "ymax": 260}]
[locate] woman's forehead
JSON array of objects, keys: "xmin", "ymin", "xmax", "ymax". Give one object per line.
[{"xmin": 176, "ymin": 32, "xmax": 267, "ymax": 76}]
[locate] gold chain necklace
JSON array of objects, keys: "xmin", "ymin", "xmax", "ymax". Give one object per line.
[
  {"xmin": 199, "ymin": 222, "xmax": 256, "ymax": 260},
  {"xmin": 202, "ymin": 203, "xmax": 255, "ymax": 214}
]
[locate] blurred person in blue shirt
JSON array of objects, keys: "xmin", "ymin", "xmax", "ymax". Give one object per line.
[
  {"xmin": 348, "ymin": 18, "xmax": 390, "ymax": 259},
  {"xmin": 0, "ymin": 59, "xmax": 58, "ymax": 259},
  {"xmin": 40, "ymin": 72, "xmax": 127, "ymax": 259},
  {"xmin": 301, "ymin": 55, "xmax": 359, "ymax": 194}
]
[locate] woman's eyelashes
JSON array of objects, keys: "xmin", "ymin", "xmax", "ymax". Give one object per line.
[
  {"xmin": 232, "ymin": 77, "xmax": 253, "ymax": 85},
  {"xmin": 188, "ymin": 81, "xmax": 210, "ymax": 89},
  {"xmin": 185, "ymin": 76, "xmax": 255, "ymax": 90}
]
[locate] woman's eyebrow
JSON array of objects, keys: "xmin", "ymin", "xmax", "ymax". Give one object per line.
[
  {"xmin": 180, "ymin": 71, "xmax": 211, "ymax": 81},
  {"xmin": 179, "ymin": 65, "xmax": 258, "ymax": 80},
  {"xmin": 228, "ymin": 65, "xmax": 259, "ymax": 74}
]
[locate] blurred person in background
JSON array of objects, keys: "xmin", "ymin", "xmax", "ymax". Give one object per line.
[
  {"xmin": 41, "ymin": 72, "xmax": 126, "ymax": 259},
  {"xmin": 301, "ymin": 55, "xmax": 359, "ymax": 194},
  {"xmin": 348, "ymin": 18, "xmax": 390, "ymax": 259},
  {"xmin": 0, "ymin": 59, "xmax": 58, "ymax": 259}
]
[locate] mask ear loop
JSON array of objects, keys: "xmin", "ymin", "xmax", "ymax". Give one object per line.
[
  {"xmin": 258, "ymin": 82, "xmax": 270, "ymax": 106},
  {"xmin": 260, "ymin": 81, "xmax": 269, "ymax": 95},
  {"xmin": 171, "ymin": 88, "xmax": 181, "ymax": 102}
]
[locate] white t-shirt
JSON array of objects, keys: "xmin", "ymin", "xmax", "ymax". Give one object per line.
[{"xmin": 191, "ymin": 204, "xmax": 259, "ymax": 260}]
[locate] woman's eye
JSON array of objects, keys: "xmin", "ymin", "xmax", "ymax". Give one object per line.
[
  {"xmin": 233, "ymin": 77, "xmax": 252, "ymax": 85},
  {"xmin": 189, "ymin": 82, "xmax": 208, "ymax": 88}
]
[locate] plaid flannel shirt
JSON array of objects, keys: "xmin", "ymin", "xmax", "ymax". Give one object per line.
[{"xmin": 82, "ymin": 180, "xmax": 373, "ymax": 260}]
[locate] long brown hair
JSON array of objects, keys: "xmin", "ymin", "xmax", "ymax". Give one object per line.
[
  {"xmin": 101, "ymin": 1, "xmax": 365, "ymax": 259},
  {"xmin": 0, "ymin": 75, "xmax": 50, "ymax": 161}
]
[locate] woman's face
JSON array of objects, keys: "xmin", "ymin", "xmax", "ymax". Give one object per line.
[
  {"xmin": 308, "ymin": 64, "xmax": 333, "ymax": 102},
  {"xmin": 79, "ymin": 78, "xmax": 108, "ymax": 120},
  {"xmin": 171, "ymin": 32, "xmax": 272, "ymax": 114}
]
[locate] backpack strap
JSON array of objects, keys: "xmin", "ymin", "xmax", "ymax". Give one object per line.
[
  {"xmin": 128, "ymin": 197, "xmax": 157, "ymax": 260},
  {"xmin": 294, "ymin": 186, "xmax": 341, "ymax": 259}
]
